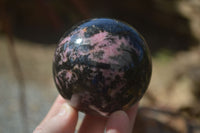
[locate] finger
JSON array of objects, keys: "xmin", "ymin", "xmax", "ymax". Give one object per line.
[
  {"xmin": 106, "ymin": 111, "xmax": 130, "ymax": 133},
  {"xmin": 106, "ymin": 103, "xmax": 138, "ymax": 133},
  {"xmin": 34, "ymin": 103, "xmax": 78, "ymax": 133},
  {"xmin": 78, "ymin": 114, "xmax": 108, "ymax": 133},
  {"xmin": 41, "ymin": 95, "xmax": 66, "ymax": 125},
  {"xmin": 126, "ymin": 103, "xmax": 138, "ymax": 129}
]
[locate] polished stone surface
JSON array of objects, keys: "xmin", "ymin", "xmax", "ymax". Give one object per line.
[{"xmin": 53, "ymin": 18, "xmax": 152, "ymax": 116}]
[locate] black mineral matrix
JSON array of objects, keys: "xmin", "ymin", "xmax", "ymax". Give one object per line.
[{"xmin": 53, "ymin": 18, "xmax": 152, "ymax": 116}]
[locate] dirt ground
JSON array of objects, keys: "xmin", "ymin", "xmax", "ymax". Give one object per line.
[{"xmin": 0, "ymin": 35, "xmax": 200, "ymax": 133}]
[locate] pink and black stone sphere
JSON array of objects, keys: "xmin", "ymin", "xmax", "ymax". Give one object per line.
[{"xmin": 53, "ymin": 18, "xmax": 152, "ymax": 116}]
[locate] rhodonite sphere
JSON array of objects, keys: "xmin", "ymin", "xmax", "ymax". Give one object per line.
[{"xmin": 53, "ymin": 18, "xmax": 152, "ymax": 116}]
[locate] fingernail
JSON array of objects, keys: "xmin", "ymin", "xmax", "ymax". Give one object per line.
[{"xmin": 58, "ymin": 103, "xmax": 69, "ymax": 116}]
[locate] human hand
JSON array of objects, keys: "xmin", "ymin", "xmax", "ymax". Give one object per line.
[{"xmin": 33, "ymin": 95, "xmax": 138, "ymax": 133}]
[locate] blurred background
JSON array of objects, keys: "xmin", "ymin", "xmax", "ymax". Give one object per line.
[{"xmin": 0, "ymin": 0, "xmax": 200, "ymax": 132}]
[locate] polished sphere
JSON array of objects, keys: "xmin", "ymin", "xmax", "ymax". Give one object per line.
[{"xmin": 53, "ymin": 18, "xmax": 152, "ymax": 116}]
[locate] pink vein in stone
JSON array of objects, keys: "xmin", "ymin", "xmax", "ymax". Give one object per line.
[
  {"xmin": 65, "ymin": 70, "xmax": 73, "ymax": 81},
  {"xmin": 87, "ymin": 31, "xmax": 131, "ymax": 65},
  {"xmin": 59, "ymin": 41, "xmax": 75, "ymax": 65},
  {"xmin": 57, "ymin": 70, "xmax": 78, "ymax": 88},
  {"xmin": 59, "ymin": 36, "xmax": 71, "ymax": 46},
  {"xmin": 73, "ymin": 64, "xmax": 85, "ymax": 72}
]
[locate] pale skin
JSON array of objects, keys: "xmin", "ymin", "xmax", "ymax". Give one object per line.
[{"xmin": 33, "ymin": 95, "xmax": 138, "ymax": 133}]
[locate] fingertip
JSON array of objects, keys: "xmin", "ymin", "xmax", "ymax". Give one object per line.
[
  {"xmin": 56, "ymin": 95, "xmax": 66, "ymax": 104},
  {"xmin": 40, "ymin": 103, "xmax": 78, "ymax": 133},
  {"xmin": 126, "ymin": 103, "xmax": 138, "ymax": 127},
  {"xmin": 106, "ymin": 110, "xmax": 130, "ymax": 133},
  {"xmin": 40, "ymin": 95, "xmax": 67, "ymax": 125},
  {"xmin": 78, "ymin": 114, "xmax": 107, "ymax": 133},
  {"xmin": 54, "ymin": 103, "xmax": 78, "ymax": 131}
]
